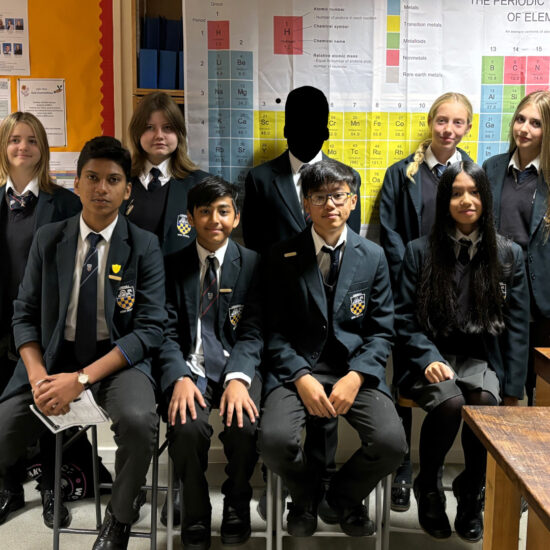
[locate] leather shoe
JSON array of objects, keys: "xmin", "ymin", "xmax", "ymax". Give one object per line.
[
  {"xmin": 131, "ymin": 489, "xmax": 146, "ymax": 524},
  {"xmin": 286, "ymin": 501, "xmax": 317, "ymax": 537},
  {"xmin": 391, "ymin": 479, "xmax": 411, "ymax": 512},
  {"xmin": 452, "ymin": 474, "xmax": 483, "ymax": 542},
  {"xmin": 41, "ymin": 489, "xmax": 70, "ymax": 529},
  {"xmin": 221, "ymin": 500, "xmax": 251, "ymax": 545},
  {"xmin": 413, "ymin": 477, "xmax": 451, "ymax": 539},
  {"xmin": 181, "ymin": 518, "xmax": 211, "ymax": 550},
  {"xmin": 334, "ymin": 503, "xmax": 375, "ymax": 537},
  {"xmin": 317, "ymin": 494, "xmax": 340, "ymax": 525},
  {"xmin": 92, "ymin": 506, "xmax": 131, "ymax": 550},
  {"xmin": 0, "ymin": 489, "xmax": 25, "ymax": 524},
  {"xmin": 161, "ymin": 487, "xmax": 181, "ymax": 527}
]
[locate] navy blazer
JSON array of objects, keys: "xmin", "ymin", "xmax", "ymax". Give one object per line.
[
  {"xmin": 483, "ymin": 152, "xmax": 550, "ymax": 317},
  {"xmin": 242, "ymin": 151, "xmax": 362, "ymax": 255},
  {"xmin": 0, "ymin": 184, "xmax": 81, "ymax": 324},
  {"xmin": 264, "ymin": 228, "xmax": 394, "ymax": 398},
  {"xmin": 394, "ymin": 236, "xmax": 529, "ymax": 399},
  {"xmin": 123, "ymin": 170, "xmax": 210, "ymax": 256},
  {"xmin": 158, "ymin": 238, "xmax": 263, "ymax": 394},
  {"xmin": 2, "ymin": 215, "xmax": 167, "ymax": 401},
  {"xmin": 380, "ymin": 149, "xmax": 472, "ymax": 287}
]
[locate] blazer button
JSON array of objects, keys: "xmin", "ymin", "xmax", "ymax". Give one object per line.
[
  {"xmin": 529, "ymin": 255, "xmax": 533, "ymax": 262},
  {"xmin": 311, "ymin": 351, "xmax": 319, "ymax": 360},
  {"xmin": 532, "ymin": 273, "xmax": 536, "ymax": 280},
  {"xmin": 322, "ymin": 325, "xmax": 327, "ymax": 332}
]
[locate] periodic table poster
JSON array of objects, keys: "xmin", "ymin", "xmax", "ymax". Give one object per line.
[{"xmin": 183, "ymin": 0, "xmax": 550, "ymax": 232}]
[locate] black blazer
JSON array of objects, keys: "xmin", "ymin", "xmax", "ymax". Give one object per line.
[
  {"xmin": 263, "ymin": 228, "xmax": 394, "ymax": 397},
  {"xmin": 123, "ymin": 170, "xmax": 210, "ymax": 256},
  {"xmin": 483, "ymin": 152, "xmax": 550, "ymax": 317},
  {"xmin": 380, "ymin": 149, "xmax": 472, "ymax": 287},
  {"xmin": 394, "ymin": 235, "xmax": 529, "ymax": 399},
  {"xmin": 242, "ymin": 151, "xmax": 362, "ymax": 255},
  {"xmin": 2, "ymin": 215, "xmax": 167, "ymax": 401},
  {"xmin": 158, "ymin": 238, "xmax": 263, "ymax": 393}
]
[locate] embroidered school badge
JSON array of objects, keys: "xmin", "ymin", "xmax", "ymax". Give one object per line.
[
  {"xmin": 229, "ymin": 304, "xmax": 244, "ymax": 329},
  {"xmin": 499, "ymin": 282, "xmax": 507, "ymax": 300},
  {"xmin": 350, "ymin": 292, "xmax": 366, "ymax": 319},
  {"xmin": 111, "ymin": 264, "xmax": 121, "ymax": 274},
  {"xmin": 176, "ymin": 214, "xmax": 192, "ymax": 237},
  {"xmin": 116, "ymin": 285, "xmax": 135, "ymax": 312}
]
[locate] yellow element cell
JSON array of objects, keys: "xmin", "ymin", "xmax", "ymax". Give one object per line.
[
  {"xmin": 328, "ymin": 112, "xmax": 344, "ymax": 140},
  {"xmin": 322, "ymin": 140, "xmax": 344, "ymax": 162},
  {"xmin": 387, "ymin": 141, "xmax": 409, "ymax": 165},
  {"xmin": 366, "ymin": 141, "xmax": 387, "ymax": 169},
  {"xmin": 253, "ymin": 140, "xmax": 279, "ymax": 165},
  {"xmin": 464, "ymin": 113, "xmax": 480, "ymax": 142},
  {"xmin": 387, "ymin": 15, "xmax": 400, "ymax": 33},
  {"xmin": 343, "ymin": 141, "xmax": 366, "ymax": 171},
  {"xmin": 389, "ymin": 112, "xmax": 410, "ymax": 141},
  {"xmin": 276, "ymin": 111, "xmax": 286, "ymax": 141},
  {"xmin": 364, "ymin": 169, "xmax": 386, "ymax": 196},
  {"xmin": 275, "ymin": 138, "xmax": 287, "ymax": 157},
  {"xmin": 410, "ymin": 113, "xmax": 431, "ymax": 143},
  {"xmin": 368, "ymin": 113, "xmax": 388, "ymax": 140},
  {"xmin": 255, "ymin": 111, "xmax": 277, "ymax": 140},
  {"xmin": 344, "ymin": 112, "xmax": 367, "ymax": 140},
  {"xmin": 458, "ymin": 141, "xmax": 477, "ymax": 163}
]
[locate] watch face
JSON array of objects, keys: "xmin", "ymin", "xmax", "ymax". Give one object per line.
[{"xmin": 78, "ymin": 373, "xmax": 89, "ymax": 385}]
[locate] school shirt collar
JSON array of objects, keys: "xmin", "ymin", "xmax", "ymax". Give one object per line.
[
  {"xmin": 5, "ymin": 176, "xmax": 39, "ymax": 197},
  {"xmin": 453, "ymin": 227, "xmax": 481, "ymax": 260},
  {"xmin": 424, "ymin": 145, "xmax": 462, "ymax": 171},
  {"xmin": 140, "ymin": 158, "xmax": 172, "ymax": 189},
  {"xmin": 311, "ymin": 224, "xmax": 347, "ymax": 255},
  {"xmin": 196, "ymin": 239, "xmax": 229, "ymax": 268},
  {"xmin": 508, "ymin": 149, "xmax": 540, "ymax": 174},
  {"xmin": 289, "ymin": 149, "xmax": 323, "ymax": 176},
  {"xmin": 79, "ymin": 214, "xmax": 118, "ymax": 244}
]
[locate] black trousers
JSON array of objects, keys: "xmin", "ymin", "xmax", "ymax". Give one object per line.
[
  {"xmin": 167, "ymin": 375, "xmax": 262, "ymax": 523},
  {"xmin": 0, "ymin": 368, "xmax": 158, "ymax": 524},
  {"xmin": 259, "ymin": 374, "xmax": 407, "ymax": 508}
]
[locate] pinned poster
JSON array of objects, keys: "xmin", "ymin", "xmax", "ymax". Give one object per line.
[
  {"xmin": 0, "ymin": 0, "xmax": 29, "ymax": 75},
  {"xmin": 0, "ymin": 78, "xmax": 10, "ymax": 119}
]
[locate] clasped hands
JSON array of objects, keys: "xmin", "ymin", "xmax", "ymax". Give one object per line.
[{"xmin": 32, "ymin": 372, "xmax": 84, "ymax": 416}]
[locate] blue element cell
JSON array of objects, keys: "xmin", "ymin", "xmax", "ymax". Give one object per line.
[
  {"xmin": 231, "ymin": 167, "xmax": 249, "ymax": 189},
  {"xmin": 231, "ymin": 80, "xmax": 253, "ymax": 109},
  {"xmin": 231, "ymin": 51, "xmax": 253, "ymax": 80},
  {"xmin": 208, "ymin": 51, "xmax": 230, "ymax": 79},
  {"xmin": 209, "ymin": 165, "xmax": 232, "ymax": 182},
  {"xmin": 208, "ymin": 80, "xmax": 230, "ymax": 108},
  {"xmin": 208, "ymin": 138, "xmax": 230, "ymax": 167},
  {"xmin": 480, "ymin": 85, "xmax": 503, "ymax": 113},
  {"xmin": 500, "ymin": 141, "xmax": 510, "ymax": 154},
  {"xmin": 231, "ymin": 110, "xmax": 253, "ymax": 139},
  {"xmin": 387, "ymin": 0, "xmax": 400, "ymax": 15},
  {"xmin": 209, "ymin": 109, "xmax": 231, "ymax": 138},
  {"xmin": 230, "ymin": 139, "xmax": 254, "ymax": 168},
  {"xmin": 477, "ymin": 142, "xmax": 501, "ymax": 165},
  {"xmin": 478, "ymin": 114, "xmax": 502, "ymax": 141}
]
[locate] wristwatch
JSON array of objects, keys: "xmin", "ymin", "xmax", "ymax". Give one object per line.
[{"xmin": 77, "ymin": 370, "xmax": 90, "ymax": 389}]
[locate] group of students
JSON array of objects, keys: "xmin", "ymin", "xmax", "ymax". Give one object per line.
[{"xmin": 0, "ymin": 83, "xmax": 546, "ymax": 550}]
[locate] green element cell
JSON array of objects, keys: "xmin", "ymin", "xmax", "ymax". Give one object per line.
[
  {"xmin": 502, "ymin": 85, "xmax": 525, "ymax": 113},
  {"xmin": 482, "ymin": 56, "xmax": 504, "ymax": 85},
  {"xmin": 386, "ymin": 33, "xmax": 400, "ymax": 49},
  {"xmin": 501, "ymin": 113, "xmax": 514, "ymax": 142}
]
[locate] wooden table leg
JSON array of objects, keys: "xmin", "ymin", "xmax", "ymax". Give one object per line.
[
  {"xmin": 535, "ymin": 376, "xmax": 550, "ymax": 407},
  {"xmin": 527, "ymin": 509, "xmax": 550, "ymax": 548},
  {"xmin": 483, "ymin": 454, "xmax": 521, "ymax": 550}
]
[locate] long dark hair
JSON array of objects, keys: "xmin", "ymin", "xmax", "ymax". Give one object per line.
[{"xmin": 416, "ymin": 160, "xmax": 505, "ymax": 336}]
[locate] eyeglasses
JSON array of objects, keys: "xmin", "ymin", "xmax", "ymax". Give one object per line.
[{"xmin": 307, "ymin": 192, "xmax": 353, "ymax": 206}]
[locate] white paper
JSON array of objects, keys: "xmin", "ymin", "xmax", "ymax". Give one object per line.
[
  {"xmin": 0, "ymin": 77, "xmax": 10, "ymax": 120},
  {"xmin": 0, "ymin": 0, "xmax": 30, "ymax": 75},
  {"xmin": 50, "ymin": 151, "xmax": 79, "ymax": 191}
]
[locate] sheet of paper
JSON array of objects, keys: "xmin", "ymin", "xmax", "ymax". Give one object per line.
[
  {"xmin": 0, "ymin": 0, "xmax": 30, "ymax": 75},
  {"xmin": 50, "ymin": 151, "xmax": 79, "ymax": 191}
]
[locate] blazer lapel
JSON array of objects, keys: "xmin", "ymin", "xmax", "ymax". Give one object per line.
[
  {"xmin": 56, "ymin": 217, "xmax": 80, "ymax": 325},
  {"xmin": 531, "ymin": 172, "xmax": 549, "ymax": 237},
  {"xmin": 34, "ymin": 191, "xmax": 55, "ymax": 230},
  {"xmin": 297, "ymin": 231, "xmax": 327, "ymax": 321},
  {"xmin": 406, "ymin": 164, "xmax": 422, "ymax": 228},
  {"xmin": 183, "ymin": 247, "xmax": 200, "ymax": 345},
  {"xmin": 218, "ymin": 241, "xmax": 240, "ymax": 333},
  {"xmin": 332, "ymin": 233, "xmax": 360, "ymax": 316},
  {"xmin": 491, "ymin": 155, "xmax": 509, "ymax": 226},
  {"xmin": 273, "ymin": 152, "xmax": 306, "ymax": 232}
]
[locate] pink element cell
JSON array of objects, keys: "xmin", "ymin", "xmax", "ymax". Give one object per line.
[
  {"xmin": 526, "ymin": 84, "xmax": 550, "ymax": 95},
  {"xmin": 207, "ymin": 20, "xmax": 230, "ymax": 50},
  {"xmin": 274, "ymin": 16, "xmax": 303, "ymax": 55},
  {"xmin": 386, "ymin": 49, "xmax": 399, "ymax": 67},
  {"xmin": 527, "ymin": 57, "xmax": 550, "ymax": 84},
  {"xmin": 504, "ymin": 56, "xmax": 526, "ymax": 84}
]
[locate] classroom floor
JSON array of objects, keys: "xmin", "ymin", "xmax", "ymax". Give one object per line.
[{"xmin": 2, "ymin": 462, "xmax": 528, "ymax": 550}]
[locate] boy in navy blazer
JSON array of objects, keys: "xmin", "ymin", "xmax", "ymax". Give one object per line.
[
  {"xmin": 158, "ymin": 177, "xmax": 263, "ymax": 550},
  {"xmin": 258, "ymin": 159, "xmax": 406, "ymax": 537},
  {"xmin": 0, "ymin": 137, "xmax": 166, "ymax": 550}
]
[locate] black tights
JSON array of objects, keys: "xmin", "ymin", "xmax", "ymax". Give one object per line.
[{"xmin": 418, "ymin": 390, "xmax": 497, "ymax": 490}]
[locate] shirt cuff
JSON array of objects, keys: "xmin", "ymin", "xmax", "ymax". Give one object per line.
[{"xmin": 224, "ymin": 372, "xmax": 251, "ymax": 388}]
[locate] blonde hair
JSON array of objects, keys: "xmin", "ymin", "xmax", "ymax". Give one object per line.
[
  {"xmin": 406, "ymin": 92, "xmax": 473, "ymax": 182},
  {"xmin": 0, "ymin": 112, "xmax": 56, "ymax": 193},
  {"xmin": 128, "ymin": 91, "xmax": 197, "ymax": 179}
]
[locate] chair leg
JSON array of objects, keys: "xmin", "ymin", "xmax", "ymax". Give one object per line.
[
  {"xmin": 275, "ymin": 475, "xmax": 283, "ymax": 550},
  {"xmin": 382, "ymin": 474, "xmax": 392, "ymax": 550},
  {"xmin": 265, "ymin": 468, "xmax": 273, "ymax": 550},
  {"xmin": 53, "ymin": 432, "xmax": 63, "ymax": 550},
  {"xmin": 150, "ymin": 428, "xmax": 159, "ymax": 550},
  {"xmin": 166, "ymin": 457, "xmax": 174, "ymax": 550},
  {"xmin": 91, "ymin": 425, "xmax": 102, "ymax": 529}
]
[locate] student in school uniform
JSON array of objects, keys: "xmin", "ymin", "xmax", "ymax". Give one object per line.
[
  {"xmin": 158, "ymin": 177, "xmax": 262, "ymax": 550},
  {"xmin": 0, "ymin": 112, "xmax": 81, "ymax": 528},
  {"xmin": 379, "ymin": 92, "xmax": 473, "ymax": 511},
  {"xmin": 0, "ymin": 136, "xmax": 166, "ymax": 550},
  {"xmin": 394, "ymin": 161, "xmax": 528, "ymax": 542},
  {"xmin": 483, "ymin": 90, "xmax": 550, "ymax": 405},
  {"xmin": 259, "ymin": 159, "xmax": 406, "ymax": 538}
]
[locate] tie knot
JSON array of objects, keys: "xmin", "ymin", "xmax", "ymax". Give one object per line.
[
  {"xmin": 434, "ymin": 163, "xmax": 447, "ymax": 179},
  {"xmin": 321, "ymin": 244, "xmax": 340, "ymax": 259},
  {"xmin": 207, "ymin": 255, "xmax": 217, "ymax": 268},
  {"xmin": 87, "ymin": 232, "xmax": 102, "ymax": 249},
  {"xmin": 150, "ymin": 167, "xmax": 161, "ymax": 179}
]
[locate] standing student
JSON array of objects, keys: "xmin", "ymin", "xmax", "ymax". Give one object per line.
[
  {"xmin": 159, "ymin": 177, "xmax": 263, "ymax": 550},
  {"xmin": 259, "ymin": 159, "xmax": 406, "ymax": 538},
  {"xmin": 394, "ymin": 161, "xmax": 528, "ymax": 542},
  {"xmin": 483, "ymin": 90, "xmax": 550, "ymax": 405},
  {"xmin": 0, "ymin": 137, "xmax": 166, "ymax": 550},
  {"xmin": 0, "ymin": 112, "xmax": 80, "ymax": 528},
  {"xmin": 379, "ymin": 92, "xmax": 473, "ymax": 511}
]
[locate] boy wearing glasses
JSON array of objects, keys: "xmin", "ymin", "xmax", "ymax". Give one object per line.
[{"xmin": 258, "ymin": 159, "xmax": 406, "ymax": 538}]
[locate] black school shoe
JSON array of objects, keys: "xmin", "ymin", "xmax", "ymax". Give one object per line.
[
  {"xmin": 286, "ymin": 500, "xmax": 318, "ymax": 537},
  {"xmin": 391, "ymin": 479, "xmax": 411, "ymax": 512},
  {"xmin": 413, "ymin": 477, "xmax": 452, "ymax": 539},
  {"xmin": 161, "ymin": 487, "xmax": 181, "ymax": 527},
  {"xmin": 221, "ymin": 500, "xmax": 251, "ymax": 545},
  {"xmin": 92, "ymin": 505, "xmax": 131, "ymax": 550},
  {"xmin": 41, "ymin": 489, "xmax": 71, "ymax": 529},
  {"xmin": 452, "ymin": 473, "xmax": 484, "ymax": 542},
  {"xmin": 322, "ymin": 493, "xmax": 374, "ymax": 537},
  {"xmin": 181, "ymin": 518, "xmax": 211, "ymax": 550},
  {"xmin": 0, "ymin": 489, "xmax": 25, "ymax": 525}
]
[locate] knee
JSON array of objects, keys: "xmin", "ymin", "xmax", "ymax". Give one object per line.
[
  {"xmin": 367, "ymin": 422, "xmax": 408, "ymax": 471},
  {"xmin": 113, "ymin": 407, "xmax": 158, "ymax": 449},
  {"xmin": 223, "ymin": 417, "xmax": 257, "ymax": 445},
  {"xmin": 169, "ymin": 417, "xmax": 212, "ymax": 458},
  {"xmin": 258, "ymin": 421, "xmax": 299, "ymax": 469}
]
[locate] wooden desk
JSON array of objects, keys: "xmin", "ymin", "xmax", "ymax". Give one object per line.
[
  {"xmin": 535, "ymin": 347, "xmax": 550, "ymax": 406},
  {"xmin": 462, "ymin": 406, "xmax": 550, "ymax": 549}
]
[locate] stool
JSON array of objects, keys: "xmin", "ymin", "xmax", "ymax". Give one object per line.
[
  {"xmin": 274, "ymin": 473, "xmax": 388, "ymax": 550},
  {"xmin": 53, "ymin": 423, "xmax": 161, "ymax": 550}
]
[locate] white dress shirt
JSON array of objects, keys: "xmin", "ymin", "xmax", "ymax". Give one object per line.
[
  {"xmin": 311, "ymin": 225, "xmax": 347, "ymax": 281},
  {"xmin": 139, "ymin": 158, "xmax": 172, "ymax": 189},
  {"xmin": 6, "ymin": 176, "xmax": 39, "ymax": 197},
  {"xmin": 424, "ymin": 145, "xmax": 462, "ymax": 171},
  {"xmin": 289, "ymin": 150, "xmax": 324, "ymax": 212},
  {"xmin": 453, "ymin": 227, "xmax": 481, "ymax": 261}
]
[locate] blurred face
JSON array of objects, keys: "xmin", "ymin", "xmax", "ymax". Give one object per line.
[
  {"xmin": 188, "ymin": 196, "xmax": 240, "ymax": 252},
  {"xmin": 304, "ymin": 181, "xmax": 357, "ymax": 243},
  {"xmin": 429, "ymin": 102, "xmax": 471, "ymax": 161},
  {"xmin": 513, "ymin": 102, "xmax": 543, "ymax": 164},
  {"xmin": 139, "ymin": 110, "xmax": 178, "ymax": 165},
  {"xmin": 74, "ymin": 158, "xmax": 131, "ymax": 231},
  {"xmin": 6, "ymin": 122, "xmax": 41, "ymax": 173},
  {"xmin": 449, "ymin": 171, "xmax": 482, "ymax": 235}
]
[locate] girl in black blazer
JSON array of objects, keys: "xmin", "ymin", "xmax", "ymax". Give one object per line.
[
  {"xmin": 394, "ymin": 161, "xmax": 528, "ymax": 542},
  {"xmin": 483, "ymin": 90, "xmax": 550, "ymax": 405}
]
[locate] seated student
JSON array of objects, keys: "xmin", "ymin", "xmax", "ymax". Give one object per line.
[
  {"xmin": 158, "ymin": 176, "xmax": 263, "ymax": 550},
  {"xmin": 259, "ymin": 159, "xmax": 406, "ymax": 537},
  {"xmin": 394, "ymin": 161, "xmax": 528, "ymax": 542},
  {"xmin": 0, "ymin": 136, "xmax": 166, "ymax": 550}
]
